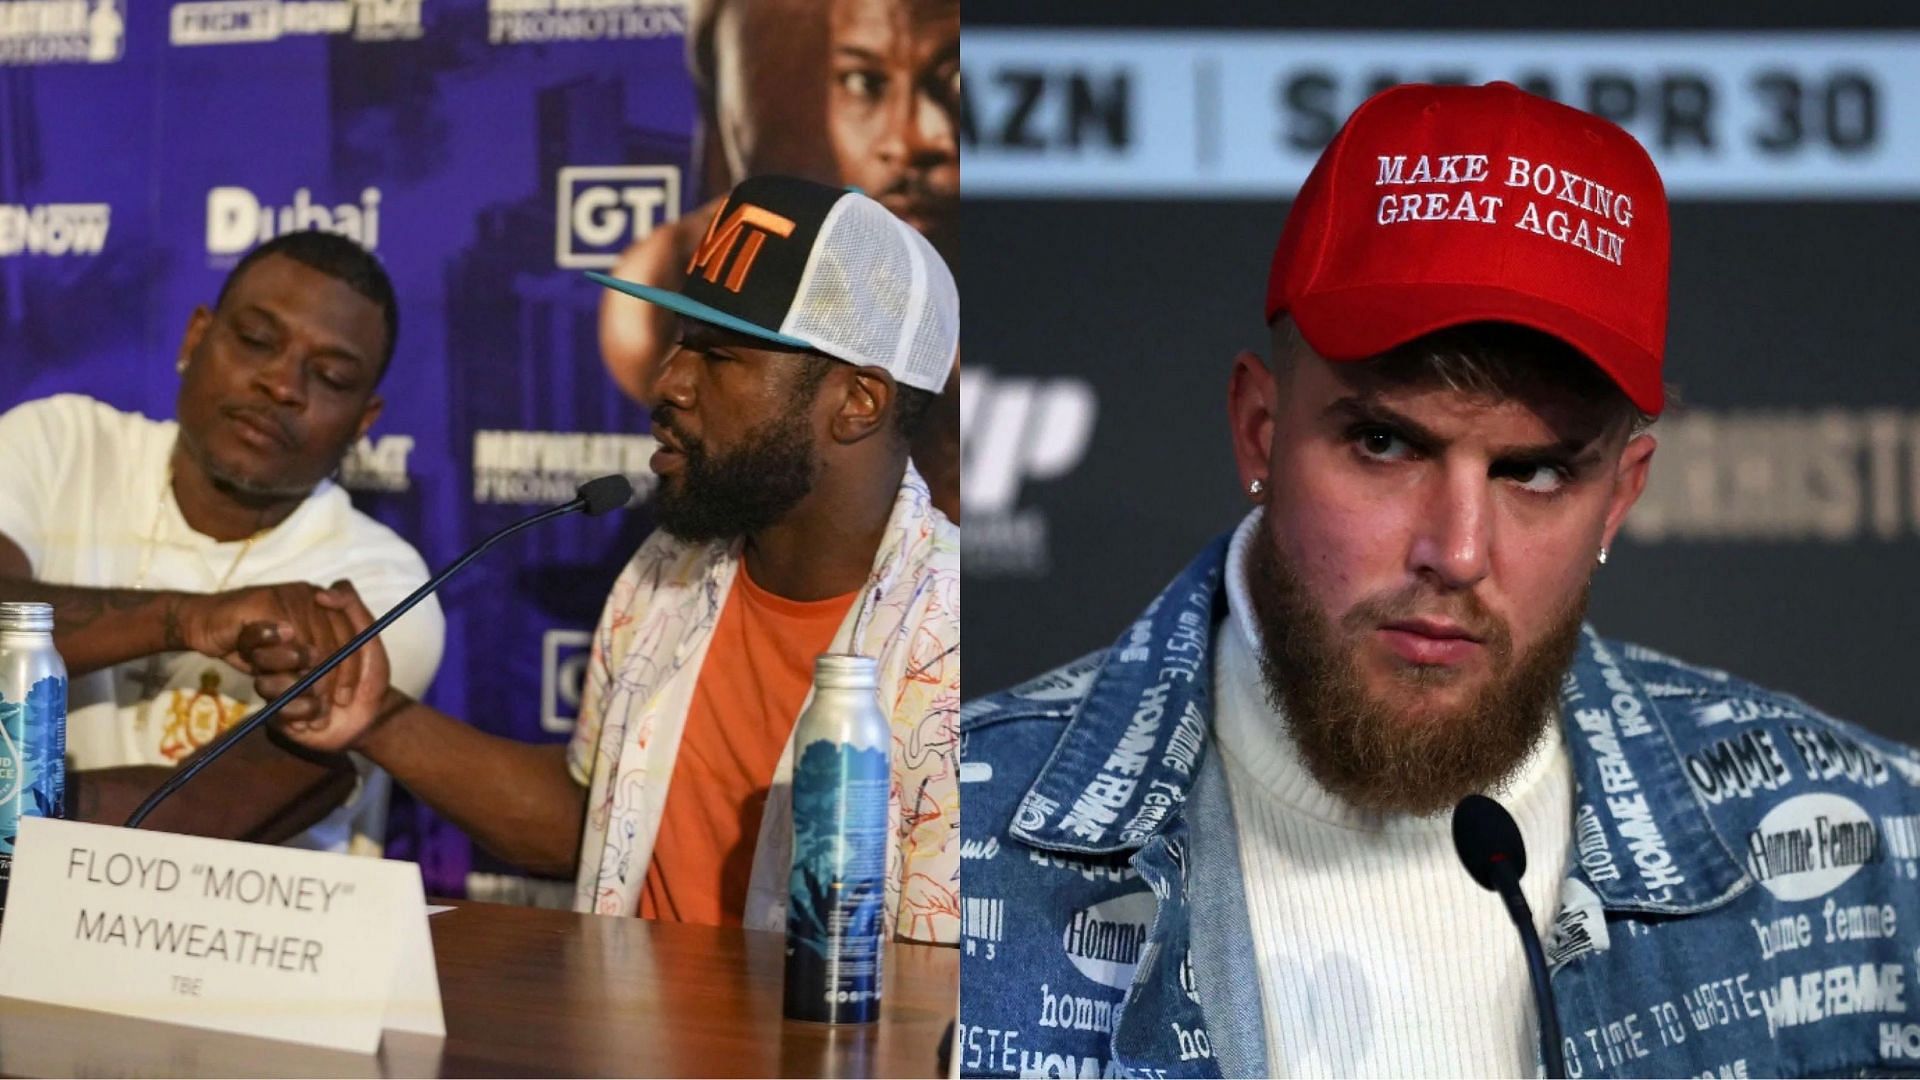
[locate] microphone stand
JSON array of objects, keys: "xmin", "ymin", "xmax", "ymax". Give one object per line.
[
  {"xmin": 1488, "ymin": 857, "xmax": 1567, "ymax": 1079},
  {"xmin": 1454, "ymin": 793, "xmax": 1568, "ymax": 1079}
]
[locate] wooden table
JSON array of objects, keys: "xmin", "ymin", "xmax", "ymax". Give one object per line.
[{"xmin": 0, "ymin": 899, "xmax": 957, "ymax": 1078}]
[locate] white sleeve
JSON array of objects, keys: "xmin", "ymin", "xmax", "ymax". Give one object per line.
[
  {"xmin": 334, "ymin": 532, "xmax": 446, "ymax": 702},
  {"xmin": 375, "ymin": 592, "xmax": 444, "ymax": 701},
  {"xmin": 0, "ymin": 395, "xmax": 90, "ymax": 572}
]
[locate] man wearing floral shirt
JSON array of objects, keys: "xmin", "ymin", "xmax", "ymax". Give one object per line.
[{"xmin": 249, "ymin": 176, "xmax": 961, "ymax": 943}]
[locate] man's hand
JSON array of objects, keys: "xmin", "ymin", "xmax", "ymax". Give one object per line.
[
  {"xmin": 180, "ymin": 580, "xmax": 362, "ymax": 701},
  {"xmin": 243, "ymin": 578, "xmax": 587, "ymax": 876},
  {"xmin": 238, "ymin": 581, "xmax": 394, "ymax": 754}
]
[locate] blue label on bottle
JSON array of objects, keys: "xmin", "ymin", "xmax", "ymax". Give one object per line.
[
  {"xmin": 24, "ymin": 675, "xmax": 65, "ymax": 823},
  {"xmin": 0, "ymin": 698, "xmax": 18, "ymax": 858},
  {"xmin": 785, "ymin": 737, "xmax": 889, "ymax": 1023},
  {"xmin": 0, "ymin": 674, "xmax": 67, "ymax": 860}
]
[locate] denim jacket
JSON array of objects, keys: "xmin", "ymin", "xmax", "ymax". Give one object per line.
[{"xmin": 959, "ymin": 535, "xmax": 1920, "ymax": 1078}]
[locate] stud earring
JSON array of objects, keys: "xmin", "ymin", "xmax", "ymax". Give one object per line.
[
  {"xmin": 1247, "ymin": 477, "xmax": 1267, "ymax": 499},
  {"xmin": 1597, "ymin": 547, "xmax": 1610, "ymax": 566}
]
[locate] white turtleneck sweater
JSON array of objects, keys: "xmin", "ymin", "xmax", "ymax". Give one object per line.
[{"xmin": 1213, "ymin": 513, "xmax": 1573, "ymax": 1078}]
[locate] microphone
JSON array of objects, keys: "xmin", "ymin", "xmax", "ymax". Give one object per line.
[
  {"xmin": 124, "ymin": 474, "xmax": 635, "ymax": 829},
  {"xmin": 1452, "ymin": 793, "xmax": 1567, "ymax": 1079}
]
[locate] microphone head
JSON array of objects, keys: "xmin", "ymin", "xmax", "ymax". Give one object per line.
[
  {"xmin": 577, "ymin": 474, "xmax": 634, "ymax": 516},
  {"xmin": 1452, "ymin": 793, "xmax": 1527, "ymax": 892}
]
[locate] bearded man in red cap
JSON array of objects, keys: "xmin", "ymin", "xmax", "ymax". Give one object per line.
[{"xmin": 957, "ymin": 82, "xmax": 1920, "ymax": 1079}]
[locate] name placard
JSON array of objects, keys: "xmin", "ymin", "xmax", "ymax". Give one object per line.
[{"xmin": 0, "ymin": 817, "xmax": 444, "ymax": 1054}]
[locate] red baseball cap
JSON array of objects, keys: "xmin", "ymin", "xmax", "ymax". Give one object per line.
[{"xmin": 1267, "ymin": 82, "xmax": 1669, "ymax": 415}]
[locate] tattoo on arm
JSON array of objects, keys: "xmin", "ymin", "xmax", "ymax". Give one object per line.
[
  {"xmin": 64, "ymin": 590, "xmax": 146, "ymax": 631},
  {"xmin": 162, "ymin": 594, "xmax": 187, "ymax": 652},
  {"xmin": 0, "ymin": 575, "xmax": 187, "ymax": 670},
  {"xmin": 5, "ymin": 581, "xmax": 161, "ymax": 635}
]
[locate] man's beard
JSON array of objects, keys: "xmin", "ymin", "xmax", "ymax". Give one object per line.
[
  {"xmin": 1244, "ymin": 518, "xmax": 1585, "ymax": 816},
  {"xmin": 177, "ymin": 425, "xmax": 331, "ymax": 503},
  {"xmin": 651, "ymin": 407, "xmax": 818, "ymax": 543}
]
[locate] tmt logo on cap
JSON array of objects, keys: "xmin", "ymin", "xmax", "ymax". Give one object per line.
[
  {"xmin": 1267, "ymin": 81, "xmax": 1671, "ymax": 415},
  {"xmin": 687, "ymin": 202, "xmax": 797, "ymax": 293},
  {"xmin": 588, "ymin": 174, "xmax": 959, "ymax": 394}
]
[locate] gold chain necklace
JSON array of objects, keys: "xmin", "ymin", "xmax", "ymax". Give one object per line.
[{"xmin": 129, "ymin": 463, "xmax": 271, "ymax": 707}]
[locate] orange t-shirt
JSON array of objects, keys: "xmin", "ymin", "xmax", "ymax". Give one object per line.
[{"xmin": 638, "ymin": 567, "xmax": 859, "ymax": 926}]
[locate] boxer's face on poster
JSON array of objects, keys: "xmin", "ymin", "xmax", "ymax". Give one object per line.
[
  {"xmin": 647, "ymin": 320, "xmax": 827, "ymax": 542},
  {"xmin": 706, "ymin": 0, "xmax": 837, "ymax": 188},
  {"xmin": 174, "ymin": 255, "xmax": 385, "ymax": 500},
  {"xmin": 1230, "ymin": 329, "xmax": 1654, "ymax": 814},
  {"xmin": 825, "ymin": 0, "xmax": 960, "ymax": 256}
]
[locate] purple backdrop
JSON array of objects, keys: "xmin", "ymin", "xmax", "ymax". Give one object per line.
[{"xmin": 0, "ymin": 0, "xmax": 696, "ymax": 902}]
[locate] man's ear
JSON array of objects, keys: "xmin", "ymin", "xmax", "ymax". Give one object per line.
[
  {"xmin": 1599, "ymin": 431, "xmax": 1657, "ymax": 552},
  {"xmin": 1228, "ymin": 350, "xmax": 1279, "ymax": 495},
  {"xmin": 178, "ymin": 305, "xmax": 213, "ymax": 374},
  {"xmin": 353, "ymin": 394, "xmax": 385, "ymax": 443},
  {"xmin": 830, "ymin": 366, "xmax": 895, "ymax": 445}
]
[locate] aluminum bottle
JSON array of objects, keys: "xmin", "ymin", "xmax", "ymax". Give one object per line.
[
  {"xmin": 0, "ymin": 601, "xmax": 67, "ymax": 918},
  {"xmin": 783, "ymin": 653, "xmax": 890, "ymax": 1023}
]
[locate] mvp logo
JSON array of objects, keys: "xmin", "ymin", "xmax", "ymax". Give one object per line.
[
  {"xmin": 554, "ymin": 165, "xmax": 677, "ymax": 269},
  {"xmin": 959, "ymin": 368, "xmax": 1097, "ymax": 515},
  {"xmin": 686, "ymin": 202, "xmax": 794, "ymax": 292}
]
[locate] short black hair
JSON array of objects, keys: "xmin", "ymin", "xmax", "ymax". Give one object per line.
[
  {"xmin": 891, "ymin": 385, "xmax": 936, "ymax": 441},
  {"xmin": 789, "ymin": 354, "xmax": 935, "ymax": 442},
  {"xmin": 216, "ymin": 231, "xmax": 399, "ymax": 378}
]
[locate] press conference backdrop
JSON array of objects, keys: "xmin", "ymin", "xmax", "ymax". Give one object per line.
[
  {"xmin": 0, "ymin": 0, "xmax": 691, "ymax": 901},
  {"xmin": 961, "ymin": 3, "xmax": 1920, "ymax": 748}
]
